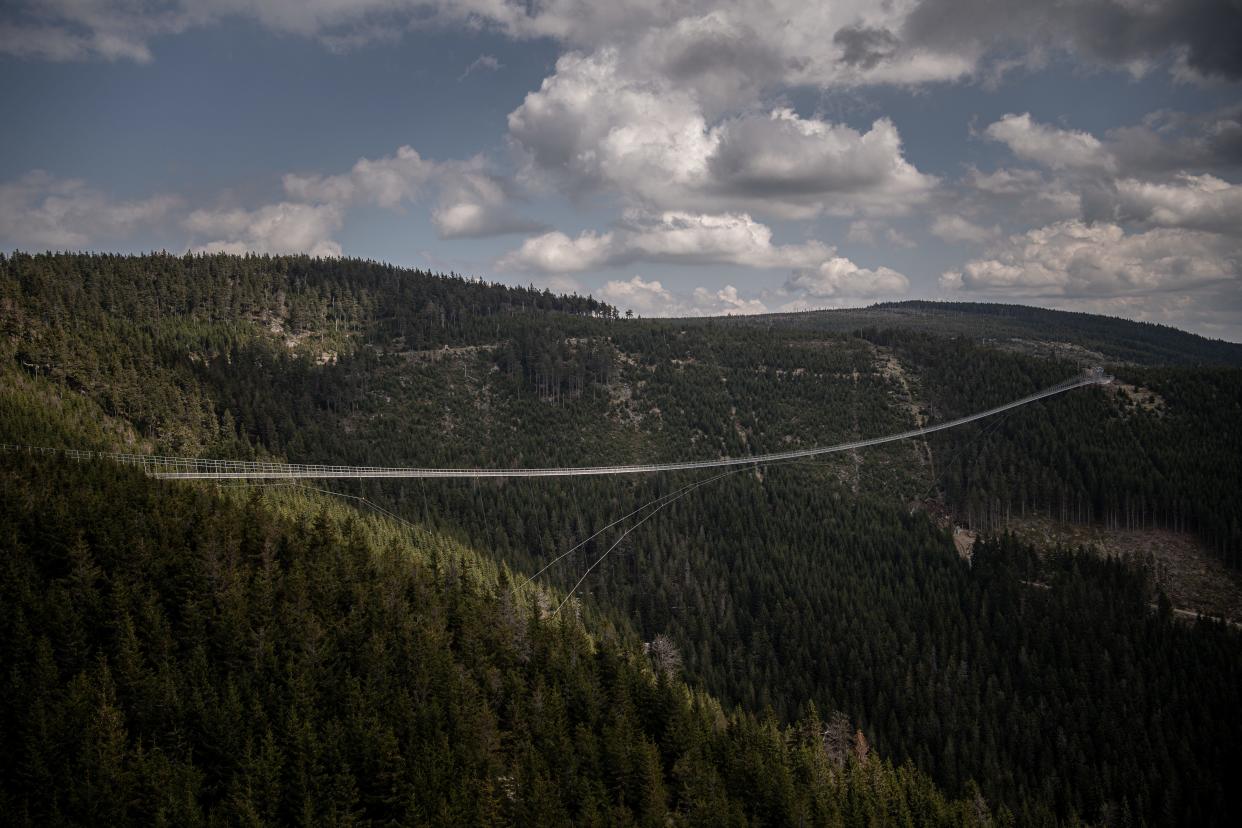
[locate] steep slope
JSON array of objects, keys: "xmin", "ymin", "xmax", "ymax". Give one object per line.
[{"xmin": 0, "ymin": 454, "xmax": 992, "ymax": 826}]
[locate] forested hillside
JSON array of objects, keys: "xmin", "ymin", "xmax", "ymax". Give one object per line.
[
  {"xmin": 3, "ymin": 252, "xmax": 1241, "ymax": 825},
  {"xmin": 1, "ymin": 456, "xmax": 992, "ymax": 826},
  {"xmin": 869, "ymin": 330, "xmax": 1242, "ymax": 567}
]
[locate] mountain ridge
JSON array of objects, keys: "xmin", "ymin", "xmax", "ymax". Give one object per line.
[{"xmin": 716, "ymin": 299, "xmax": 1242, "ymax": 366}]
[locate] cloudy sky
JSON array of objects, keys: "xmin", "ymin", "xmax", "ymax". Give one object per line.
[{"xmin": 2, "ymin": 1, "xmax": 1240, "ymax": 339}]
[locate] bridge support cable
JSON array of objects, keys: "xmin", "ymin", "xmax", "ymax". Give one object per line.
[
  {"xmin": 550, "ymin": 466, "xmax": 748, "ymax": 615},
  {"xmin": 518, "ymin": 464, "xmax": 761, "ymax": 596}
]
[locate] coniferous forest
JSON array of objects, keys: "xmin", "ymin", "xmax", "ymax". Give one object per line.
[{"xmin": 3, "ymin": 253, "xmax": 1241, "ymax": 826}]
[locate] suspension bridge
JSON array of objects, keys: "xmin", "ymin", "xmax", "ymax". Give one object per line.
[{"xmin": 2, "ymin": 368, "xmax": 1111, "ymax": 480}]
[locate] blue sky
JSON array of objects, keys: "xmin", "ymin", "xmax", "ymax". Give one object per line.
[{"xmin": 2, "ymin": 1, "xmax": 1240, "ymax": 339}]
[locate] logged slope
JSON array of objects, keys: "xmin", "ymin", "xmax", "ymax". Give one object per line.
[
  {"xmin": 867, "ymin": 330, "xmax": 1242, "ymax": 567},
  {"xmin": 4, "ymin": 252, "xmax": 1242, "ymax": 825}
]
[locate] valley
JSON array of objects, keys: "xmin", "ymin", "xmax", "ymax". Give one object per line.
[{"xmin": 3, "ymin": 253, "xmax": 1241, "ymax": 825}]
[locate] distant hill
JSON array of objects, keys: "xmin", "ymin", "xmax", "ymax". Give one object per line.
[{"xmin": 731, "ymin": 300, "xmax": 1242, "ymax": 367}]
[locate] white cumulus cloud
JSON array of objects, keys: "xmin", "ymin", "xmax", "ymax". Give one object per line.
[
  {"xmin": 0, "ymin": 171, "xmax": 179, "ymax": 249},
  {"xmin": 690, "ymin": 284, "xmax": 769, "ymax": 315},
  {"xmin": 186, "ymin": 202, "xmax": 344, "ymax": 258},
  {"xmin": 10, "ymin": 0, "xmax": 1240, "ymax": 93},
  {"xmin": 507, "ymin": 49, "xmax": 935, "ymax": 219},
  {"xmin": 283, "ymin": 146, "xmax": 435, "ymax": 209},
  {"xmin": 499, "ymin": 211, "xmax": 834, "ymax": 273},
  {"xmin": 430, "ymin": 161, "xmax": 547, "ymax": 239},
  {"xmin": 1115, "ymin": 174, "xmax": 1242, "ymax": 234},
  {"xmin": 984, "ymin": 113, "xmax": 1117, "ymax": 173},
  {"xmin": 930, "ymin": 214, "xmax": 998, "ymax": 243},
  {"xmin": 707, "ymin": 108, "xmax": 937, "ymax": 216},
  {"xmin": 786, "ymin": 257, "xmax": 910, "ymax": 298},
  {"xmin": 942, "ymin": 220, "xmax": 1241, "ymax": 298},
  {"xmin": 599, "ymin": 275, "xmax": 769, "ymax": 318},
  {"xmin": 283, "ymin": 147, "xmax": 539, "ymax": 239},
  {"xmin": 599, "ymin": 275, "xmax": 678, "ymax": 316}
]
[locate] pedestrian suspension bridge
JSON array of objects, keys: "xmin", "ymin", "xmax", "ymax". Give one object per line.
[{"xmin": 2, "ymin": 368, "xmax": 1112, "ymax": 480}]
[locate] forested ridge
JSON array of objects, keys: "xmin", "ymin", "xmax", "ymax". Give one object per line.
[
  {"xmin": 3, "ymin": 252, "xmax": 1241, "ymax": 825},
  {"xmin": 741, "ymin": 300, "xmax": 1242, "ymax": 367}
]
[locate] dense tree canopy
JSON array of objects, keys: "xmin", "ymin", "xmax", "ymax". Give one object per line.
[
  {"xmin": 0, "ymin": 457, "xmax": 994, "ymax": 827},
  {"xmin": 3, "ymin": 253, "xmax": 1240, "ymax": 825}
]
